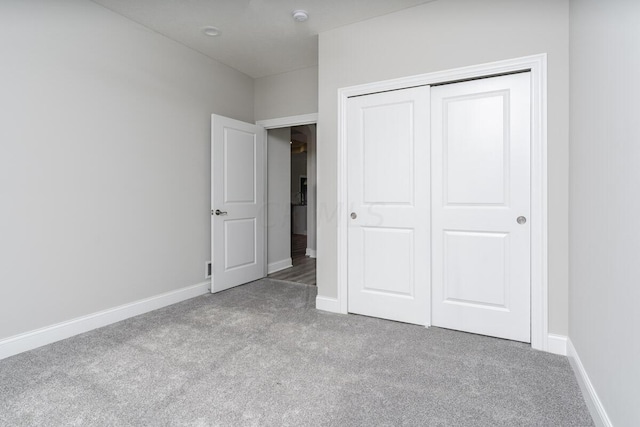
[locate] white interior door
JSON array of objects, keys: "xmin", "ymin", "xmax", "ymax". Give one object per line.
[
  {"xmin": 347, "ymin": 87, "xmax": 430, "ymax": 326},
  {"xmin": 211, "ymin": 114, "xmax": 265, "ymax": 293},
  {"xmin": 431, "ymin": 73, "xmax": 531, "ymax": 342}
]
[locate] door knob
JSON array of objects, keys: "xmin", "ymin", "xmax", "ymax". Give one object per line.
[
  {"xmin": 351, "ymin": 212, "xmax": 357, "ymax": 219},
  {"xmin": 517, "ymin": 216, "xmax": 527, "ymax": 224},
  {"xmin": 215, "ymin": 209, "xmax": 228, "ymax": 216}
]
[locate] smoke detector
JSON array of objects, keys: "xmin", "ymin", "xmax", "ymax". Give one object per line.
[{"xmin": 292, "ymin": 10, "xmax": 309, "ymax": 22}]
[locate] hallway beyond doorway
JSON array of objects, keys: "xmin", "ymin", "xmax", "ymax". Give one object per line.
[{"xmin": 268, "ymin": 234, "xmax": 316, "ymax": 286}]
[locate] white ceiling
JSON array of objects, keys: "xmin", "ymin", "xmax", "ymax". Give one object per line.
[{"xmin": 91, "ymin": 0, "xmax": 436, "ymax": 79}]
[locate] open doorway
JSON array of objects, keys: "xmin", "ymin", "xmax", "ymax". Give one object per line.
[{"xmin": 265, "ymin": 123, "xmax": 317, "ymax": 286}]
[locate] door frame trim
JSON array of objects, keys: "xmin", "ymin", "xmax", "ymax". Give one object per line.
[
  {"xmin": 257, "ymin": 113, "xmax": 318, "ymax": 130},
  {"xmin": 256, "ymin": 114, "xmax": 318, "ymax": 277},
  {"xmin": 336, "ymin": 54, "xmax": 549, "ymax": 351}
]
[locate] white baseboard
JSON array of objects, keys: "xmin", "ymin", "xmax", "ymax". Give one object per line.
[
  {"xmin": 567, "ymin": 339, "xmax": 612, "ymax": 427},
  {"xmin": 547, "ymin": 333, "xmax": 568, "ymax": 356},
  {"xmin": 305, "ymin": 248, "xmax": 317, "ymax": 258},
  {"xmin": 267, "ymin": 258, "xmax": 293, "ymax": 274},
  {"xmin": 0, "ymin": 281, "xmax": 210, "ymax": 361},
  {"xmin": 315, "ymin": 295, "xmax": 340, "ymax": 313}
]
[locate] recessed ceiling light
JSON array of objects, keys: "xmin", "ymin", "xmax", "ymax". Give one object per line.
[
  {"xmin": 202, "ymin": 26, "xmax": 221, "ymax": 37},
  {"xmin": 292, "ymin": 10, "xmax": 308, "ymax": 22}
]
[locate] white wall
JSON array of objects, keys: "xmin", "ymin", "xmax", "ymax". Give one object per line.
[
  {"xmin": 254, "ymin": 66, "xmax": 318, "ymax": 121},
  {"xmin": 569, "ymin": 0, "xmax": 640, "ymax": 424},
  {"xmin": 267, "ymin": 128, "xmax": 292, "ymax": 269},
  {"xmin": 0, "ymin": 0, "xmax": 254, "ymax": 340},
  {"xmin": 317, "ymin": 0, "xmax": 570, "ymax": 335},
  {"xmin": 305, "ymin": 125, "xmax": 317, "ymax": 255}
]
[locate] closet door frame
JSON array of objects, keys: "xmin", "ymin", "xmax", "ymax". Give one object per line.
[{"xmin": 334, "ymin": 54, "xmax": 549, "ymax": 352}]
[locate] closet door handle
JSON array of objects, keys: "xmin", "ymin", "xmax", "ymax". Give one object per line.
[{"xmin": 214, "ymin": 209, "xmax": 228, "ymax": 216}]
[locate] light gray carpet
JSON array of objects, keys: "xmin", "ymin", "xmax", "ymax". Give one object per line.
[{"xmin": 0, "ymin": 279, "xmax": 593, "ymax": 426}]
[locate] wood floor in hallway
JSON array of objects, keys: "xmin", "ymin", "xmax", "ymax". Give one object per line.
[{"xmin": 268, "ymin": 234, "xmax": 316, "ymax": 286}]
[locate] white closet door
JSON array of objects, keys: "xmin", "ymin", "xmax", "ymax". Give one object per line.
[
  {"xmin": 431, "ymin": 73, "xmax": 531, "ymax": 342},
  {"xmin": 347, "ymin": 87, "xmax": 430, "ymax": 326}
]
